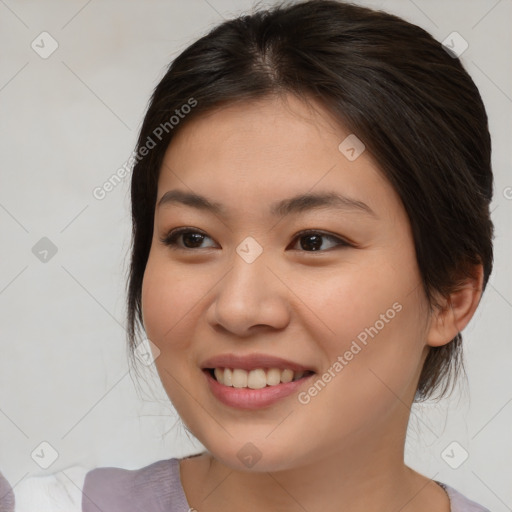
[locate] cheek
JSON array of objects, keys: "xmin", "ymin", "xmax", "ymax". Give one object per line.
[
  {"xmin": 306, "ymin": 260, "xmax": 419, "ymax": 342},
  {"xmin": 299, "ymin": 276, "xmax": 427, "ymax": 439},
  {"xmin": 308, "ymin": 246, "xmax": 427, "ymax": 381},
  {"xmin": 141, "ymin": 252, "xmax": 202, "ymax": 350}
]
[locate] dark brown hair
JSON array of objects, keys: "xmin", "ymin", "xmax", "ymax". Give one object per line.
[{"xmin": 127, "ymin": 0, "xmax": 494, "ymax": 402}]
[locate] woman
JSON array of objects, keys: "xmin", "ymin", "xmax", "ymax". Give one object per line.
[{"xmin": 6, "ymin": 0, "xmax": 495, "ymax": 510}]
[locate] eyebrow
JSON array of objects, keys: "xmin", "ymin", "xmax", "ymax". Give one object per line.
[{"xmin": 157, "ymin": 189, "xmax": 377, "ymax": 218}]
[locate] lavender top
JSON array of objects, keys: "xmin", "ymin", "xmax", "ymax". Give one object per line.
[
  {"xmin": 6, "ymin": 458, "xmax": 492, "ymax": 511},
  {"xmin": 81, "ymin": 458, "xmax": 492, "ymax": 512}
]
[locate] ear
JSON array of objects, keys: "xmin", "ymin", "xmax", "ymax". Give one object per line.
[{"xmin": 426, "ymin": 264, "xmax": 484, "ymax": 347}]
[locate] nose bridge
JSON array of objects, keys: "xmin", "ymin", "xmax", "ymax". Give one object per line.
[
  {"xmin": 208, "ymin": 238, "xmax": 290, "ymax": 334},
  {"xmin": 224, "ymin": 233, "xmax": 271, "ymax": 290},
  {"xmin": 222, "ymin": 242, "xmax": 272, "ymax": 311}
]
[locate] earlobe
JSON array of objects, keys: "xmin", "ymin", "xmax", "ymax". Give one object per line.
[{"xmin": 426, "ymin": 265, "xmax": 484, "ymax": 347}]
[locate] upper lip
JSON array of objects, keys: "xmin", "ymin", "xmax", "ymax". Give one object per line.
[{"xmin": 201, "ymin": 353, "xmax": 316, "ymax": 373}]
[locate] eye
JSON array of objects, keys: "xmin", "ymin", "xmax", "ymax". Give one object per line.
[
  {"xmin": 160, "ymin": 227, "xmax": 217, "ymax": 250},
  {"xmin": 289, "ymin": 230, "xmax": 351, "ymax": 252},
  {"xmin": 160, "ymin": 227, "xmax": 351, "ymax": 252}
]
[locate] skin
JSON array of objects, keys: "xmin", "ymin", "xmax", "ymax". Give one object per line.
[{"xmin": 141, "ymin": 93, "xmax": 483, "ymax": 512}]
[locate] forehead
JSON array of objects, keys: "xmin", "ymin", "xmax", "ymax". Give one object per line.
[
  {"xmin": 163, "ymin": 94, "xmax": 345, "ymax": 170},
  {"xmin": 156, "ymin": 94, "xmax": 402, "ymax": 221}
]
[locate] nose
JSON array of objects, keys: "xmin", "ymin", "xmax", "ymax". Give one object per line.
[{"xmin": 206, "ymin": 250, "xmax": 291, "ymax": 337}]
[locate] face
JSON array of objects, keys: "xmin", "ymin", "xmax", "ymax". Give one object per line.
[{"xmin": 141, "ymin": 93, "xmax": 432, "ymax": 472}]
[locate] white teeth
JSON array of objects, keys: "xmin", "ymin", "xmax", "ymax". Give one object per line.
[
  {"xmin": 232, "ymin": 368, "xmax": 248, "ymax": 388},
  {"xmin": 223, "ymin": 368, "xmax": 233, "ymax": 386},
  {"xmin": 281, "ymin": 369, "xmax": 294, "ymax": 383},
  {"xmin": 214, "ymin": 368, "xmax": 223, "ymax": 384},
  {"xmin": 211, "ymin": 368, "xmax": 309, "ymax": 388},
  {"xmin": 266, "ymin": 368, "xmax": 281, "ymax": 386},
  {"xmin": 247, "ymin": 369, "xmax": 267, "ymax": 389}
]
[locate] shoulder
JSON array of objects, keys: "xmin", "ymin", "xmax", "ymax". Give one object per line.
[
  {"xmin": 0, "ymin": 471, "xmax": 15, "ymax": 512},
  {"xmin": 10, "ymin": 465, "xmax": 88, "ymax": 512},
  {"xmin": 6, "ymin": 459, "xmax": 188, "ymax": 512},
  {"xmin": 82, "ymin": 458, "xmax": 189, "ymax": 512},
  {"xmin": 436, "ymin": 481, "xmax": 492, "ymax": 512}
]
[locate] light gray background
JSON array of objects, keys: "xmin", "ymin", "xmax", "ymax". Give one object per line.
[{"xmin": 1, "ymin": 0, "xmax": 511, "ymax": 510}]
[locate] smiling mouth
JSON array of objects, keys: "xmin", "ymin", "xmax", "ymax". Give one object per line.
[{"xmin": 205, "ymin": 368, "xmax": 316, "ymax": 389}]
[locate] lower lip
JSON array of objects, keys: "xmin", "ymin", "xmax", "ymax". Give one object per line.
[{"xmin": 203, "ymin": 370, "xmax": 315, "ymax": 410}]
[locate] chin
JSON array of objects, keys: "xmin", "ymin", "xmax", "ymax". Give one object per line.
[{"xmin": 202, "ymin": 437, "xmax": 307, "ymax": 473}]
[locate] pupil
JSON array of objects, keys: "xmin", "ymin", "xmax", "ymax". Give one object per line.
[
  {"xmin": 183, "ymin": 233, "xmax": 204, "ymax": 248},
  {"xmin": 302, "ymin": 234, "xmax": 322, "ymax": 251}
]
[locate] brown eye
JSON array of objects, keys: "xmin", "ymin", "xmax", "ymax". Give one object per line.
[
  {"xmin": 290, "ymin": 230, "xmax": 351, "ymax": 252},
  {"xmin": 160, "ymin": 228, "xmax": 217, "ymax": 249}
]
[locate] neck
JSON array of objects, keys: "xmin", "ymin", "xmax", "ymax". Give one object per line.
[{"xmin": 182, "ymin": 412, "xmax": 438, "ymax": 512}]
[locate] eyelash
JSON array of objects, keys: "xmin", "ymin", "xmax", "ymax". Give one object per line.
[{"xmin": 159, "ymin": 227, "xmax": 352, "ymax": 252}]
